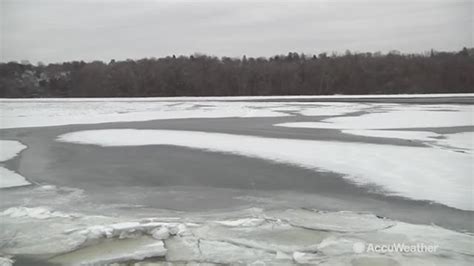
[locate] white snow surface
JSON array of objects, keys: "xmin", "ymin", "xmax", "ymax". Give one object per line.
[
  {"xmin": 0, "ymin": 140, "xmax": 30, "ymax": 188},
  {"xmin": 2, "ymin": 96, "xmax": 472, "ymax": 129},
  {"xmin": 58, "ymin": 129, "xmax": 473, "ymax": 210},
  {"xmin": 0, "ymin": 100, "xmax": 378, "ymax": 129},
  {"xmin": 0, "ymin": 101, "xmax": 292, "ymax": 129}
]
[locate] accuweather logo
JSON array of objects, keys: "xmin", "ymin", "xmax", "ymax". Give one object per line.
[{"xmin": 352, "ymin": 242, "xmax": 439, "ymax": 254}]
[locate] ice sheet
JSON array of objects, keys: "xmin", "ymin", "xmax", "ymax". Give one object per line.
[{"xmin": 58, "ymin": 129, "xmax": 473, "ymax": 210}]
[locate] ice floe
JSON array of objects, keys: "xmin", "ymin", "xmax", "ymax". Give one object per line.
[
  {"xmin": 58, "ymin": 129, "xmax": 473, "ymax": 210},
  {"xmin": 50, "ymin": 237, "xmax": 167, "ymax": 265},
  {"xmin": 0, "ymin": 140, "xmax": 30, "ymax": 188},
  {"xmin": 151, "ymin": 227, "xmax": 170, "ymax": 240},
  {"xmin": 266, "ymin": 209, "xmax": 395, "ymax": 233},
  {"xmin": 1, "ymin": 207, "xmax": 472, "ymax": 265},
  {"xmin": 165, "ymin": 236, "xmax": 276, "ymax": 264},
  {"xmin": 65, "ymin": 220, "xmax": 195, "ymax": 241}
]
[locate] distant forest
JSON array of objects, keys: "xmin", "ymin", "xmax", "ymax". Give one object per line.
[{"xmin": 1, "ymin": 48, "xmax": 473, "ymax": 98}]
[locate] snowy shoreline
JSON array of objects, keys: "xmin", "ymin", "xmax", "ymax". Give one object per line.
[{"xmin": 1, "ymin": 93, "xmax": 473, "ymax": 102}]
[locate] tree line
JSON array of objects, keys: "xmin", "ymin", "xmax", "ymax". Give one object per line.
[{"xmin": 1, "ymin": 48, "xmax": 473, "ymax": 98}]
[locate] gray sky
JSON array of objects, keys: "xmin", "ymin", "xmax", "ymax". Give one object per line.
[{"xmin": 1, "ymin": 0, "xmax": 472, "ymax": 63}]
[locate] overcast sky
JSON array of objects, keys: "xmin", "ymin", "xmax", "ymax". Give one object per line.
[{"xmin": 1, "ymin": 0, "xmax": 472, "ymax": 63}]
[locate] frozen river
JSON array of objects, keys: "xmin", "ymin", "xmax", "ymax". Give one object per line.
[{"xmin": 0, "ymin": 94, "xmax": 473, "ymax": 265}]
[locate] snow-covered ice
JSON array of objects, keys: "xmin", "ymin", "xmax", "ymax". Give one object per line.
[
  {"xmin": 0, "ymin": 140, "xmax": 30, "ymax": 188},
  {"xmin": 436, "ymin": 132, "xmax": 474, "ymax": 152},
  {"xmin": 2, "ymin": 96, "xmax": 472, "ymax": 129},
  {"xmin": 277, "ymin": 108, "xmax": 474, "ymax": 129},
  {"xmin": 343, "ymin": 130, "xmax": 474, "ymax": 153},
  {"xmin": 0, "ymin": 100, "xmax": 377, "ymax": 129},
  {"xmin": 341, "ymin": 129, "xmax": 441, "ymax": 142},
  {"xmin": 58, "ymin": 129, "xmax": 473, "ymax": 210},
  {"xmin": 0, "ymin": 101, "xmax": 291, "ymax": 129},
  {"xmin": 277, "ymin": 105, "xmax": 474, "ymax": 153}
]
